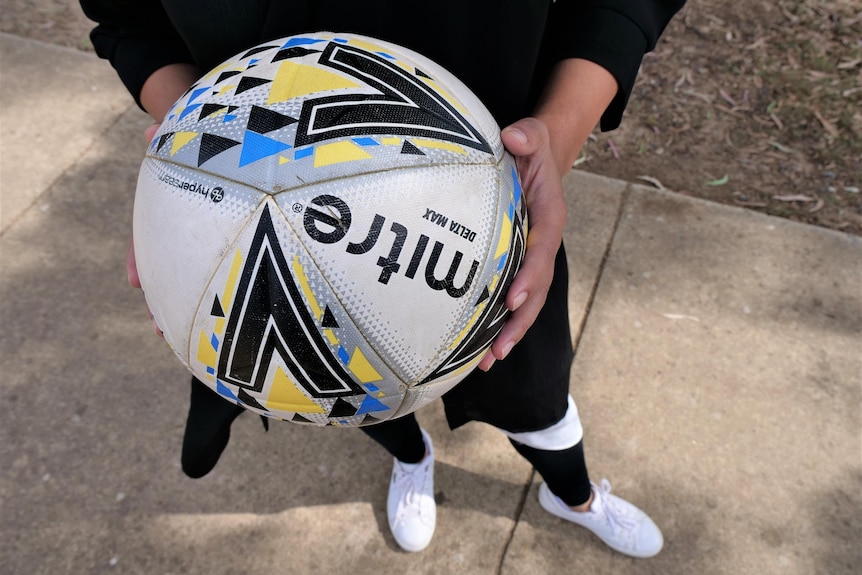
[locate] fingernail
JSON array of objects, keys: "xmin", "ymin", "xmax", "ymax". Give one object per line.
[
  {"xmin": 512, "ymin": 292, "xmax": 527, "ymax": 311},
  {"xmin": 500, "ymin": 341, "xmax": 514, "ymax": 360},
  {"xmin": 504, "ymin": 127, "xmax": 527, "ymax": 146}
]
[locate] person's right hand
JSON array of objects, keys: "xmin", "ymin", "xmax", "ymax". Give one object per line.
[{"xmin": 129, "ymin": 122, "xmax": 163, "ymax": 336}]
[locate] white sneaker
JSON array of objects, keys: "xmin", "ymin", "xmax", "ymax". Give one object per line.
[
  {"xmin": 538, "ymin": 479, "xmax": 664, "ymax": 558},
  {"xmin": 386, "ymin": 428, "xmax": 436, "ymax": 552}
]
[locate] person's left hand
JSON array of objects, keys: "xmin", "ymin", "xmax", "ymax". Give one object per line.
[{"xmin": 478, "ymin": 117, "xmax": 567, "ymax": 371}]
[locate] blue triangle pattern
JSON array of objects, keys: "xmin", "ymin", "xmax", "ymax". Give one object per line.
[
  {"xmin": 511, "ymin": 165, "xmax": 522, "ymax": 204},
  {"xmin": 356, "ymin": 394, "xmax": 389, "ymax": 415},
  {"xmin": 497, "ymin": 252, "xmax": 508, "ymax": 271},
  {"xmin": 178, "ymin": 103, "xmax": 202, "ymax": 121},
  {"xmin": 283, "ymin": 37, "xmax": 325, "ymax": 48},
  {"xmin": 188, "ymin": 86, "xmax": 210, "ymax": 103},
  {"xmin": 239, "ymin": 131, "xmax": 292, "ymax": 167},
  {"xmin": 216, "ymin": 380, "xmax": 239, "ymax": 402}
]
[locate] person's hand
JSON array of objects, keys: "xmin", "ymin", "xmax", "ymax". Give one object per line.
[
  {"xmin": 478, "ymin": 117, "xmax": 567, "ymax": 371},
  {"xmin": 129, "ymin": 122, "xmax": 163, "ymax": 336}
]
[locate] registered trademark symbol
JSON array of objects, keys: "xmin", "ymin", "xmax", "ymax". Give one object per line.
[{"xmin": 292, "ymin": 202, "xmax": 303, "ymax": 213}]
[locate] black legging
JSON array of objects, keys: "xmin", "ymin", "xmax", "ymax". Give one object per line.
[
  {"xmin": 182, "ymin": 377, "xmax": 592, "ymax": 506},
  {"xmin": 360, "ymin": 412, "xmax": 593, "ymax": 507}
]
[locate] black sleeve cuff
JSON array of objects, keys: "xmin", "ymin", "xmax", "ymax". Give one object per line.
[
  {"xmin": 545, "ymin": 0, "xmax": 685, "ymax": 130},
  {"xmin": 90, "ymin": 27, "xmax": 196, "ymax": 110}
]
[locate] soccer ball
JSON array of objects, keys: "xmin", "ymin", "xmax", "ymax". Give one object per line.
[{"xmin": 134, "ymin": 32, "xmax": 526, "ymax": 426}]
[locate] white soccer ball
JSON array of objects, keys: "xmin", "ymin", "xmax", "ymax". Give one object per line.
[{"xmin": 134, "ymin": 32, "xmax": 526, "ymax": 426}]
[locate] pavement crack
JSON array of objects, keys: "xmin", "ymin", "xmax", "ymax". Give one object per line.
[
  {"xmin": 497, "ymin": 469, "xmax": 535, "ymax": 575},
  {"xmin": 570, "ymin": 184, "xmax": 630, "ymax": 358}
]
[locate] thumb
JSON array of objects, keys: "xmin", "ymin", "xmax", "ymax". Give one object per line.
[{"xmin": 501, "ymin": 117, "xmax": 547, "ymax": 156}]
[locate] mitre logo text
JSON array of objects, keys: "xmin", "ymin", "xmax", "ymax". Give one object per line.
[{"xmin": 302, "ymin": 194, "xmax": 479, "ymax": 299}]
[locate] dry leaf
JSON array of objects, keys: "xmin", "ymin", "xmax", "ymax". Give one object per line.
[
  {"xmin": 773, "ymin": 194, "xmax": 815, "ymax": 202},
  {"xmin": 768, "ymin": 140, "xmax": 793, "ymax": 153},
  {"xmin": 770, "ymin": 113, "xmax": 784, "ymax": 130},
  {"xmin": 719, "ymin": 89, "xmax": 737, "ymax": 106},
  {"xmin": 807, "ymin": 198, "xmax": 825, "ymax": 213},
  {"xmin": 637, "ymin": 175, "xmax": 667, "ymax": 190},
  {"xmin": 745, "ymin": 37, "xmax": 767, "ymax": 50},
  {"xmin": 661, "ymin": 313, "xmax": 701, "ymax": 322},
  {"xmin": 837, "ymin": 58, "xmax": 861, "ymax": 70},
  {"xmin": 812, "ymin": 108, "xmax": 840, "ymax": 138},
  {"xmin": 607, "ymin": 138, "xmax": 620, "ymax": 159}
]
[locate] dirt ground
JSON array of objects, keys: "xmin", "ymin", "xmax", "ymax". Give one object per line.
[{"xmin": 2, "ymin": 0, "xmax": 860, "ymax": 235}]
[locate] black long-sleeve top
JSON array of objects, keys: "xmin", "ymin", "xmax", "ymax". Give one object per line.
[{"xmin": 81, "ymin": 0, "xmax": 684, "ymax": 130}]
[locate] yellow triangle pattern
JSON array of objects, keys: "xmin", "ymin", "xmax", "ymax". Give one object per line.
[
  {"xmin": 449, "ymin": 304, "xmax": 486, "ymax": 349},
  {"xmin": 412, "ymin": 139, "xmax": 466, "ymax": 155},
  {"xmin": 346, "ymin": 38, "xmax": 388, "ymax": 54},
  {"xmin": 268, "ymin": 61, "xmax": 360, "ymax": 105},
  {"xmin": 214, "ymin": 85, "xmax": 236, "ymax": 97},
  {"xmin": 267, "ymin": 367, "xmax": 326, "ymax": 413},
  {"xmin": 196, "ymin": 330, "xmax": 217, "ymax": 368},
  {"xmin": 323, "ymin": 328, "xmax": 339, "ymax": 346},
  {"xmin": 170, "ymin": 132, "xmax": 198, "ymax": 156},
  {"xmin": 447, "ymin": 351, "xmax": 486, "ymax": 379},
  {"xmin": 347, "ymin": 347, "xmax": 383, "ymax": 383},
  {"xmin": 221, "ymin": 249, "xmax": 245, "ymax": 311},
  {"xmin": 292, "ymin": 255, "xmax": 322, "ymax": 320},
  {"xmin": 494, "ymin": 214, "xmax": 512, "ymax": 259},
  {"xmin": 314, "ymin": 140, "xmax": 373, "ymax": 167}
]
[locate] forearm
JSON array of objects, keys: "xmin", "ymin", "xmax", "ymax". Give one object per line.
[
  {"xmin": 82, "ymin": 0, "xmax": 197, "ymax": 110},
  {"xmin": 532, "ymin": 58, "xmax": 618, "ymax": 175},
  {"xmin": 140, "ymin": 63, "xmax": 201, "ymax": 123}
]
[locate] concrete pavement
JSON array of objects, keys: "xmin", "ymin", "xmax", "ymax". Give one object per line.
[{"xmin": 1, "ymin": 33, "xmax": 860, "ymax": 575}]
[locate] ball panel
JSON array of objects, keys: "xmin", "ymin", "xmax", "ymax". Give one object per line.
[
  {"xmin": 186, "ymin": 199, "xmax": 407, "ymax": 424},
  {"xmin": 276, "ymin": 163, "xmax": 500, "ymax": 383},
  {"xmin": 417, "ymin": 154, "xmax": 527, "ymax": 386},
  {"xmin": 391, "ymin": 352, "xmax": 486, "ymax": 420},
  {"xmin": 134, "ymin": 159, "xmax": 263, "ymax": 356},
  {"xmin": 149, "ymin": 32, "xmax": 503, "ymax": 198}
]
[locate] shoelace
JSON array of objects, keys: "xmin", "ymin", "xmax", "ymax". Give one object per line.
[
  {"xmin": 593, "ymin": 479, "xmax": 639, "ymax": 536},
  {"xmin": 393, "ymin": 463, "xmax": 429, "ymax": 518}
]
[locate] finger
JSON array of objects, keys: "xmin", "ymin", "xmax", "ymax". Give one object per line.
[
  {"xmin": 144, "ymin": 123, "xmax": 162, "ymax": 144},
  {"xmin": 490, "ymin": 240, "xmax": 556, "ymax": 361},
  {"xmin": 503, "ymin": 169, "xmax": 566, "ymax": 316},
  {"xmin": 478, "ymin": 349, "xmax": 496, "ymax": 372}
]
